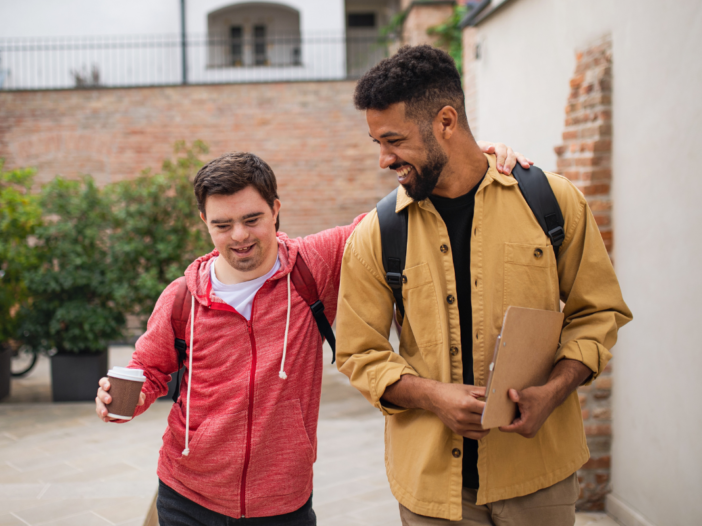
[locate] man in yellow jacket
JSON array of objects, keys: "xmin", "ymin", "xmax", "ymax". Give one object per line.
[{"xmin": 336, "ymin": 45, "xmax": 632, "ymax": 526}]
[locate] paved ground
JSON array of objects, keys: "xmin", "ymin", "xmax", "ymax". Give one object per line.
[{"xmin": 0, "ymin": 344, "xmax": 620, "ymax": 526}]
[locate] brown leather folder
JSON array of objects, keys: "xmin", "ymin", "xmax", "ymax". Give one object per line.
[{"xmin": 481, "ymin": 306, "xmax": 565, "ymax": 430}]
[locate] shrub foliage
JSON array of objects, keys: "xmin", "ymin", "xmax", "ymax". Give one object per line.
[{"xmin": 6, "ymin": 141, "xmax": 212, "ymax": 354}]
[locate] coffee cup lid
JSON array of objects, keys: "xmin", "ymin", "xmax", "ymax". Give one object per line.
[{"xmin": 108, "ymin": 366, "xmax": 146, "ymax": 382}]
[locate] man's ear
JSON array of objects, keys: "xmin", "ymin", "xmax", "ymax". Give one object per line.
[
  {"xmin": 200, "ymin": 211, "xmax": 207, "ymax": 224},
  {"xmin": 437, "ymin": 105, "xmax": 459, "ymax": 139}
]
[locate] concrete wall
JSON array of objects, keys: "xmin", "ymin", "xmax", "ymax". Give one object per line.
[
  {"xmin": 464, "ymin": 0, "xmax": 702, "ymax": 524},
  {"xmin": 608, "ymin": 2, "xmax": 702, "ymax": 525},
  {"xmin": 0, "ymin": 82, "xmax": 394, "ymax": 239}
]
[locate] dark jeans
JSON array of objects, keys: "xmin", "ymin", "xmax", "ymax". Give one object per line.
[{"xmin": 157, "ymin": 480, "xmax": 317, "ymax": 526}]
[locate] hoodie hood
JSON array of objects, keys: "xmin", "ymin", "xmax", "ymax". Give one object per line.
[{"xmin": 184, "ymin": 232, "xmax": 299, "ymax": 307}]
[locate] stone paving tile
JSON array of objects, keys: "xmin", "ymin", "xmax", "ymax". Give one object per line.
[
  {"xmin": 40, "ymin": 511, "xmax": 113, "ymax": 526},
  {"xmin": 0, "ymin": 514, "xmax": 28, "ymax": 526}
]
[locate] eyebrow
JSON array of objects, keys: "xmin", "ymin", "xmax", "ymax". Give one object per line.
[{"xmin": 209, "ymin": 212, "xmax": 264, "ymax": 225}]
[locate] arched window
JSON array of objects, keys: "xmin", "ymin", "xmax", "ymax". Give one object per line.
[{"xmin": 207, "ymin": 2, "xmax": 301, "ymax": 68}]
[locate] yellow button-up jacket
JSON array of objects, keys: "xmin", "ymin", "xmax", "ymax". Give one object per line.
[{"xmin": 336, "ymin": 154, "xmax": 632, "ymax": 520}]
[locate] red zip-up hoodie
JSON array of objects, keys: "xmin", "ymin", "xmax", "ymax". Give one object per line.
[{"xmin": 127, "ymin": 218, "xmax": 362, "ymax": 518}]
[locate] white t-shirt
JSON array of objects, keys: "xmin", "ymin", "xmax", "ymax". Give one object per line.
[{"xmin": 209, "ymin": 256, "xmax": 281, "ymax": 321}]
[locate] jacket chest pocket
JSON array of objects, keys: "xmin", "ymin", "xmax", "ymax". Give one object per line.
[
  {"xmin": 403, "ymin": 262, "xmax": 443, "ymax": 348},
  {"xmin": 503, "ymin": 243, "xmax": 559, "ymax": 313}
]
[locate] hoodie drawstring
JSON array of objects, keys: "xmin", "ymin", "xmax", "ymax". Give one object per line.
[
  {"xmin": 182, "ymin": 293, "xmax": 195, "ymax": 457},
  {"xmin": 279, "ymin": 273, "xmax": 291, "ymax": 380}
]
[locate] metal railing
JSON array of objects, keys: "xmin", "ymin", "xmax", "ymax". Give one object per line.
[{"xmin": 0, "ymin": 32, "xmax": 393, "ymax": 91}]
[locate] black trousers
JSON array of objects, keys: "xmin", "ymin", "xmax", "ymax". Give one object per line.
[{"xmin": 157, "ymin": 480, "xmax": 317, "ymax": 526}]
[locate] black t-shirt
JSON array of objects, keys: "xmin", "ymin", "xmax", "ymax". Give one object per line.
[{"xmin": 428, "ymin": 176, "xmax": 484, "ymax": 489}]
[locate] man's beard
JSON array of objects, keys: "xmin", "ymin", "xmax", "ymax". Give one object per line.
[
  {"xmin": 221, "ymin": 240, "xmax": 264, "ymax": 272},
  {"xmin": 402, "ymin": 129, "xmax": 448, "ymax": 202}
]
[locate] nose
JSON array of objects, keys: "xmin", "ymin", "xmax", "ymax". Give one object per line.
[
  {"xmin": 379, "ymin": 144, "xmax": 397, "ymax": 170},
  {"xmin": 230, "ymin": 222, "xmax": 250, "ymax": 243}
]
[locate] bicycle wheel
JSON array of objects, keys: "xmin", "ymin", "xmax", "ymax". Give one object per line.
[{"xmin": 11, "ymin": 347, "xmax": 38, "ymax": 377}]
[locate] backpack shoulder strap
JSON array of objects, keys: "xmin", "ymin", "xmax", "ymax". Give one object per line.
[
  {"xmin": 170, "ymin": 276, "xmax": 191, "ymax": 402},
  {"xmin": 511, "ymin": 164, "xmax": 566, "ymax": 258},
  {"xmin": 290, "ymin": 253, "xmax": 337, "ymax": 364},
  {"xmin": 376, "ymin": 188, "xmax": 408, "ymax": 318}
]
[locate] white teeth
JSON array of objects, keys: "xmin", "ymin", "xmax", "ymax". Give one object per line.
[{"xmin": 397, "ymin": 166, "xmax": 412, "ymax": 177}]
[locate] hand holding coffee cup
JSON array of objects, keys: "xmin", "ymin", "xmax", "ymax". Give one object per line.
[{"xmin": 95, "ymin": 367, "xmax": 146, "ymax": 422}]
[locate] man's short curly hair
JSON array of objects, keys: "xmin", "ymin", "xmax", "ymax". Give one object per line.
[{"xmin": 354, "ymin": 45, "xmax": 469, "ymax": 131}]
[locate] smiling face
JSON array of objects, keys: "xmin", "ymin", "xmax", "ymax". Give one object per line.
[
  {"xmin": 367, "ymin": 103, "xmax": 448, "ymax": 202},
  {"xmin": 201, "ymin": 186, "xmax": 281, "ymax": 279}
]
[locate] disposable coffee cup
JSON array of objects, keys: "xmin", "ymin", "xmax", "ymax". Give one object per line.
[{"xmin": 106, "ymin": 367, "xmax": 146, "ymax": 420}]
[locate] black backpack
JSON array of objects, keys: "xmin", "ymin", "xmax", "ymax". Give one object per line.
[{"xmin": 377, "ymin": 164, "xmax": 565, "ymax": 318}]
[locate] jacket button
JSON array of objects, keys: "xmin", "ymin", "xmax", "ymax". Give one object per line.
[
  {"xmin": 440, "ymin": 244, "xmax": 449, "ymax": 253},
  {"xmin": 450, "ymin": 347, "xmax": 459, "ymax": 356},
  {"xmin": 534, "ymin": 248, "xmax": 543, "ymax": 258},
  {"xmin": 452, "ymin": 448, "xmax": 461, "ymax": 458},
  {"xmin": 447, "ymin": 295, "xmax": 455, "ymax": 304},
  {"xmin": 402, "ymin": 275, "xmax": 408, "ymax": 284}
]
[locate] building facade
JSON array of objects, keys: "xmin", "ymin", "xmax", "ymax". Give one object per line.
[{"xmin": 0, "ymin": 0, "xmax": 401, "ymax": 89}]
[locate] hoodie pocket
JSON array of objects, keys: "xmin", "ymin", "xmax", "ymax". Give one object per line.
[
  {"xmin": 245, "ymin": 399, "xmax": 314, "ymax": 498},
  {"xmin": 171, "ymin": 409, "xmax": 248, "ymax": 491}
]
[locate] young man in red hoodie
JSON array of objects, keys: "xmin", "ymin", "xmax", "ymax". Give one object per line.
[{"xmin": 95, "ymin": 148, "xmax": 529, "ymax": 525}]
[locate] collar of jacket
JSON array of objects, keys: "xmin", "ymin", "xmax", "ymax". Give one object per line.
[{"xmin": 394, "ymin": 153, "xmax": 518, "ymax": 212}]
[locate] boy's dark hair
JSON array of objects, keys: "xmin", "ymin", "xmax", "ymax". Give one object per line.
[
  {"xmin": 194, "ymin": 152, "xmax": 280, "ymax": 230},
  {"xmin": 354, "ymin": 45, "xmax": 469, "ymax": 131}
]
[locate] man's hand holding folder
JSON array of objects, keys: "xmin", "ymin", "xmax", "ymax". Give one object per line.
[{"xmin": 499, "ymin": 359, "xmax": 591, "ymax": 438}]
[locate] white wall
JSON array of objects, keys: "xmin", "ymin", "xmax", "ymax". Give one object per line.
[
  {"xmin": 471, "ymin": 0, "xmax": 613, "ymax": 171},
  {"xmin": 0, "ymin": 0, "xmax": 344, "ymax": 38},
  {"xmin": 188, "ymin": 0, "xmax": 344, "ymax": 35},
  {"xmin": 0, "ymin": 0, "xmax": 178, "ymax": 37},
  {"xmin": 468, "ymin": 1, "xmax": 702, "ymax": 525},
  {"xmin": 608, "ymin": 1, "xmax": 702, "ymax": 525}
]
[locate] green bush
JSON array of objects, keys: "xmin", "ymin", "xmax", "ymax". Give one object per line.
[
  {"xmin": 427, "ymin": 4, "xmax": 470, "ymax": 77},
  {"xmin": 18, "ymin": 176, "xmax": 125, "ymax": 354},
  {"xmin": 108, "ymin": 140, "xmax": 212, "ymax": 327},
  {"xmin": 0, "ymin": 161, "xmax": 42, "ymax": 346},
  {"xmin": 15, "ymin": 141, "xmax": 212, "ymax": 353}
]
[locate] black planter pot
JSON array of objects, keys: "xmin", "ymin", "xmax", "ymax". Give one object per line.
[
  {"xmin": 0, "ymin": 346, "xmax": 10, "ymax": 400},
  {"xmin": 51, "ymin": 349, "xmax": 108, "ymax": 402}
]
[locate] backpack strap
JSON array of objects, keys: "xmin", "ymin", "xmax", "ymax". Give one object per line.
[
  {"xmin": 376, "ymin": 188, "xmax": 408, "ymax": 319},
  {"xmin": 511, "ymin": 164, "xmax": 566, "ymax": 258},
  {"xmin": 290, "ymin": 253, "xmax": 337, "ymax": 364},
  {"xmin": 170, "ymin": 276, "xmax": 191, "ymax": 402}
]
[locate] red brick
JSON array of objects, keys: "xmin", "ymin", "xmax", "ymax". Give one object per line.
[
  {"xmin": 595, "ymin": 376, "xmax": 612, "ymax": 390},
  {"xmin": 582, "ymin": 455, "xmax": 611, "ymax": 468},
  {"xmin": 582, "ymin": 409, "xmax": 590, "ymax": 420},
  {"xmin": 593, "ymin": 408, "xmax": 611, "ymax": 420},
  {"xmin": 596, "ymin": 473, "xmax": 610, "ymax": 485},
  {"xmin": 0, "ymin": 82, "xmax": 389, "ymax": 239}
]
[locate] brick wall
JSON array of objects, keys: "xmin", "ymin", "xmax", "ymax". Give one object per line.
[
  {"xmin": 554, "ymin": 35, "xmax": 614, "ymax": 511},
  {"xmin": 401, "ymin": 0, "xmax": 456, "ymax": 48},
  {"xmin": 0, "ymin": 82, "xmax": 395, "ymax": 238}
]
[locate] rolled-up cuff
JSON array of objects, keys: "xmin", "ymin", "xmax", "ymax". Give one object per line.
[
  {"xmin": 370, "ymin": 365, "xmax": 419, "ymax": 416},
  {"xmin": 555, "ymin": 340, "xmax": 612, "ymax": 385}
]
